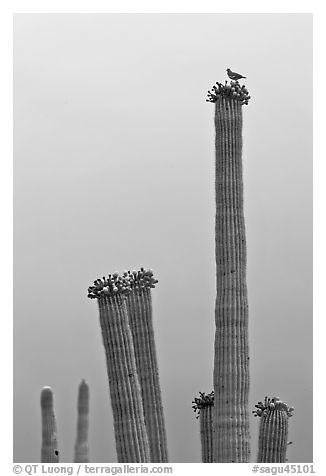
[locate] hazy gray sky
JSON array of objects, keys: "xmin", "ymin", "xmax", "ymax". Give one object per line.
[{"xmin": 14, "ymin": 13, "xmax": 312, "ymax": 463}]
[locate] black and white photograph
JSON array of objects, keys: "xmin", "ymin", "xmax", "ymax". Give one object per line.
[{"xmin": 12, "ymin": 10, "xmax": 313, "ymax": 470}]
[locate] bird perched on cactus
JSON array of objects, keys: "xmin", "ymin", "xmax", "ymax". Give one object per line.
[{"xmin": 227, "ymin": 68, "xmax": 246, "ymax": 80}]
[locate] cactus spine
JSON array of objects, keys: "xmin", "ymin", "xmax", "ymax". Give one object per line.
[
  {"xmin": 88, "ymin": 273, "xmax": 150, "ymax": 462},
  {"xmin": 192, "ymin": 391, "xmax": 214, "ymax": 462},
  {"xmin": 40, "ymin": 387, "xmax": 59, "ymax": 463},
  {"xmin": 208, "ymin": 80, "xmax": 251, "ymax": 462},
  {"xmin": 126, "ymin": 268, "xmax": 168, "ymax": 462},
  {"xmin": 74, "ymin": 379, "xmax": 90, "ymax": 463},
  {"xmin": 253, "ymin": 396, "xmax": 294, "ymax": 463}
]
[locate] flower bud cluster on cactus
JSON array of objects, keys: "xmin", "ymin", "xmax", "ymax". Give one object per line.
[
  {"xmin": 206, "ymin": 80, "xmax": 251, "ymax": 105},
  {"xmin": 128, "ymin": 268, "xmax": 158, "ymax": 291},
  {"xmin": 253, "ymin": 396, "xmax": 294, "ymax": 418},
  {"xmin": 192, "ymin": 391, "xmax": 214, "ymax": 419},
  {"xmin": 88, "ymin": 268, "xmax": 158, "ymax": 299}
]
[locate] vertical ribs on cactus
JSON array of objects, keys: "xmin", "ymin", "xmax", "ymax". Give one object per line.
[
  {"xmin": 208, "ymin": 79, "xmax": 251, "ymax": 462},
  {"xmin": 88, "ymin": 271, "xmax": 150, "ymax": 463},
  {"xmin": 74, "ymin": 379, "xmax": 90, "ymax": 463},
  {"xmin": 126, "ymin": 268, "xmax": 168, "ymax": 463},
  {"xmin": 192, "ymin": 391, "xmax": 214, "ymax": 462},
  {"xmin": 40, "ymin": 387, "xmax": 59, "ymax": 463},
  {"xmin": 253, "ymin": 396, "xmax": 294, "ymax": 463}
]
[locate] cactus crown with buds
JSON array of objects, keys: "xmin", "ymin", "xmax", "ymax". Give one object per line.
[
  {"xmin": 252, "ymin": 396, "xmax": 294, "ymax": 418},
  {"xmin": 87, "ymin": 268, "xmax": 158, "ymax": 300},
  {"xmin": 192, "ymin": 391, "xmax": 214, "ymax": 418},
  {"xmin": 128, "ymin": 268, "xmax": 158, "ymax": 291},
  {"xmin": 206, "ymin": 80, "xmax": 251, "ymax": 105}
]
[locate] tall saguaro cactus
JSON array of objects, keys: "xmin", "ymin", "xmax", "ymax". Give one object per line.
[
  {"xmin": 74, "ymin": 379, "xmax": 90, "ymax": 463},
  {"xmin": 207, "ymin": 79, "xmax": 251, "ymax": 462},
  {"xmin": 126, "ymin": 268, "xmax": 169, "ymax": 462},
  {"xmin": 40, "ymin": 387, "xmax": 59, "ymax": 463},
  {"xmin": 192, "ymin": 391, "xmax": 214, "ymax": 462},
  {"xmin": 253, "ymin": 396, "xmax": 294, "ymax": 463},
  {"xmin": 88, "ymin": 273, "xmax": 150, "ymax": 463}
]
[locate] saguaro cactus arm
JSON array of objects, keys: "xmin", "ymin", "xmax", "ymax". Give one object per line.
[
  {"xmin": 208, "ymin": 78, "xmax": 251, "ymax": 462},
  {"xmin": 74, "ymin": 379, "xmax": 90, "ymax": 463},
  {"xmin": 253, "ymin": 396, "xmax": 294, "ymax": 463},
  {"xmin": 40, "ymin": 387, "xmax": 59, "ymax": 463},
  {"xmin": 88, "ymin": 272, "xmax": 150, "ymax": 463},
  {"xmin": 192, "ymin": 391, "xmax": 214, "ymax": 463}
]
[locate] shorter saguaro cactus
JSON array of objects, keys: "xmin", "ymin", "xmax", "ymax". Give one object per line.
[
  {"xmin": 74, "ymin": 379, "xmax": 90, "ymax": 463},
  {"xmin": 125, "ymin": 268, "xmax": 168, "ymax": 463},
  {"xmin": 88, "ymin": 272, "xmax": 150, "ymax": 463},
  {"xmin": 40, "ymin": 387, "xmax": 59, "ymax": 463},
  {"xmin": 192, "ymin": 391, "xmax": 215, "ymax": 463},
  {"xmin": 253, "ymin": 396, "xmax": 294, "ymax": 463}
]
